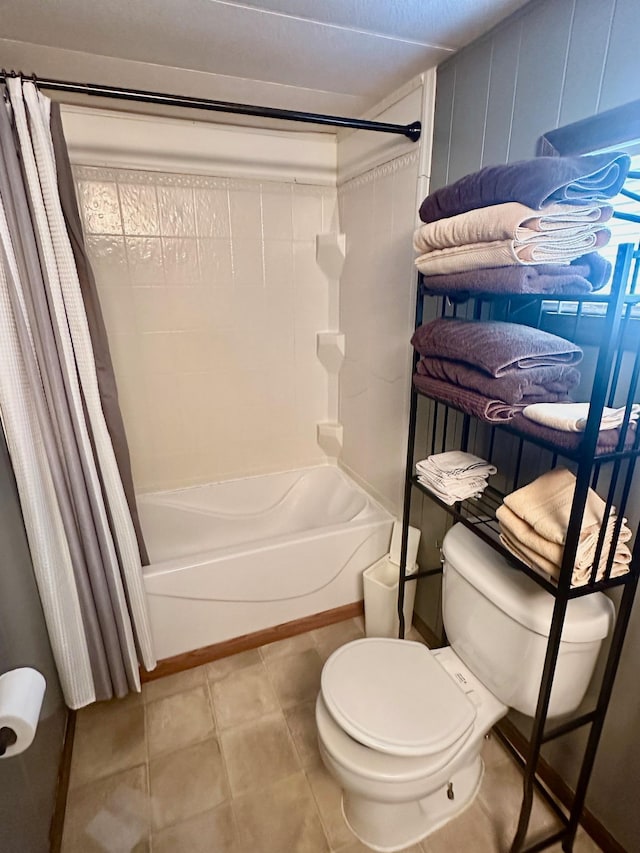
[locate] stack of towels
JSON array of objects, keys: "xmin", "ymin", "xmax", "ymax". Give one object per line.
[
  {"xmin": 496, "ymin": 468, "xmax": 632, "ymax": 586},
  {"xmin": 411, "ymin": 317, "xmax": 582, "ymax": 423},
  {"xmin": 415, "ymin": 451, "xmax": 496, "ymax": 505},
  {"xmin": 414, "ymin": 152, "xmax": 631, "ymax": 296}
]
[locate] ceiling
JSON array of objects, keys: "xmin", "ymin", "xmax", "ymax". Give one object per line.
[{"xmin": 1, "ymin": 0, "xmax": 529, "ymax": 120}]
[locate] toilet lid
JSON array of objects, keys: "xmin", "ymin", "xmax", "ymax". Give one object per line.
[{"xmin": 321, "ymin": 639, "xmax": 476, "ymax": 757}]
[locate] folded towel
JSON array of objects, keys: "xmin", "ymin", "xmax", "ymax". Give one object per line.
[
  {"xmin": 419, "ymin": 253, "xmax": 611, "ymax": 297},
  {"xmin": 504, "ymin": 467, "xmax": 613, "ymax": 545},
  {"xmin": 412, "ymin": 319, "xmax": 583, "ymax": 377},
  {"xmin": 415, "ymin": 229, "xmax": 610, "ymax": 275},
  {"xmin": 416, "ymin": 451, "xmax": 495, "ymax": 505},
  {"xmin": 413, "ymin": 373, "xmax": 522, "ymax": 422},
  {"xmin": 419, "ymin": 152, "xmax": 631, "ymax": 223},
  {"xmin": 510, "ymin": 413, "xmax": 637, "ymax": 454},
  {"xmin": 416, "ymin": 357, "xmax": 579, "ymax": 405},
  {"xmin": 522, "ymin": 402, "xmax": 640, "ymax": 432},
  {"xmin": 416, "ymin": 450, "xmax": 497, "ymax": 478},
  {"xmin": 499, "ymin": 528, "xmax": 630, "ymax": 587},
  {"xmin": 497, "ymin": 503, "xmax": 631, "ymax": 578},
  {"xmin": 413, "ymin": 202, "xmax": 613, "ymax": 253}
]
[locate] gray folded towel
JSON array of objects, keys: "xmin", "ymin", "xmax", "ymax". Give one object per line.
[
  {"xmin": 413, "ymin": 374, "xmax": 522, "ymax": 422},
  {"xmin": 416, "ymin": 357, "xmax": 579, "ymax": 404},
  {"xmin": 419, "ymin": 152, "xmax": 630, "ymax": 223},
  {"xmin": 510, "ymin": 414, "xmax": 637, "ymax": 454},
  {"xmin": 420, "ymin": 252, "xmax": 611, "ymax": 297},
  {"xmin": 411, "ymin": 319, "xmax": 583, "ymax": 377}
]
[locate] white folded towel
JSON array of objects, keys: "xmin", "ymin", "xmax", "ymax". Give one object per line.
[
  {"xmin": 416, "ymin": 450, "xmax": 497, "ymax": 478},
  {"xmin": 415, "ymin": 229, "xmax": 611, "ymax": 275},
  {"xmin": 415, "ymin": 451, "xmax": 496, "ymax": 505},
  {"xmin": 522, "ymin": 402, "xmax": 640, "ymax": 432},
  {"xmin": 413, "ymin": 201, "xmax": 613, "ymax": 254}
]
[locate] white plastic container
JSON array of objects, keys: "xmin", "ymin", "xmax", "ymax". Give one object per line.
[{"xmin": 363, "ymin": 555, "xmax": 418, "ymax": 639}]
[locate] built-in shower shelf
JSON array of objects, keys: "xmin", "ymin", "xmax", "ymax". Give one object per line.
[
  {"xmin": 317, "ymin": 332, "xmax": 345, "ymax": 374},
  {"xmin": 316, "ymin": 232, "xmax": 346, "ymax": 280},
  {"xmin": 317, "ymin": 422, "xmax": 343, "ymax": 457}
]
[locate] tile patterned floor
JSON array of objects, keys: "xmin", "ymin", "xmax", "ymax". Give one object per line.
[{"xmin": 61, "ymin": 618, "xmax": 603, "ymax": 853}]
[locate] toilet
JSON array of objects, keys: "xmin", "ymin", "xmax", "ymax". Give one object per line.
[{"xmin": 316, "ymin": 523, "xmax": 614, "ymax": 852}]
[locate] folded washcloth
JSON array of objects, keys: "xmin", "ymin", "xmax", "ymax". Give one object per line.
[
  {"xmin": 414, "ymin": 229, "xmax": 610, "ymax": 275},
  {"xmin": 412, "ymin": 319, "xmax": 583, "ymax": 377},
  {"xmin": 509, "ymin": 413, "xmax": 637, "ymax": 454},
  {"xmin": 413, "ymin": 202, "xmax": 613, "ymax": 253},
  {"xmin": 415, "ymin": 451, "xmax": 496, "ymax": 505},
  {"xmin": 416, "ymin": 357, "xmax": 579, "ymax": 405},
  {"xmin": 522, "ymin": 402, "xmax": 640, "ymax": 432},
  {"xmin": 418, "ymin": 152, "xmax": 631, "ymax": 223},
  {"xmin": 419, "ymin": 252, "xmax": 611, "ymax": 298},
  {"xmin": 413, "ymin": 373, "xmax": 523, "ymax": 422},
  {"xmin": 416, "ymin": 450, "xmax": 497, "ymax": 478}
]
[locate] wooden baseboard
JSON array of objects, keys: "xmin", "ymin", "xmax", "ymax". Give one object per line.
[
  {"xmin": 49, "ymin": 708, "xmax": 76, "ymax": 853},
  {"xmin": 412, "ymin": 613, "xmax": 624, "ymax": 853},
  {"xmin": 141, "ymin": 600, "xmax": 364, "ymax": 683}
]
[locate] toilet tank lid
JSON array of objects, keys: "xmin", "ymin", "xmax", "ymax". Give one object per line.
[{"xmin": 442, "ymin": 524, "xmax": 614, "ymax": 643}]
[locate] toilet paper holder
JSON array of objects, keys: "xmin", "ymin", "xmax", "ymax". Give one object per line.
[{"xmin": 0, "ymin": 726, "xmax": 17, "ymax": 756}]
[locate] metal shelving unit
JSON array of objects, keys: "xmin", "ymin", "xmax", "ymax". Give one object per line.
[{"xmin": 396, "ymin": 242, "xmax": 640, "ymax": 852}]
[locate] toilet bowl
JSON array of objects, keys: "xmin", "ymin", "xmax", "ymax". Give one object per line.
[
  {"xmin": 316, "ymin": 524, "xmax": 614, "ymax": 851},
  {"xmin": 316, "ymin": 642, "xmax": 507, "ymax": 851}
]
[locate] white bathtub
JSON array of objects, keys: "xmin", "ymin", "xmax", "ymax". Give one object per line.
[{"xmin": 139, "ymin": 466, "xmax": 393, "ymax": 659}]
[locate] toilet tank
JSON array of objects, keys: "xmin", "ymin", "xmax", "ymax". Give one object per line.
[{"xmin": 441, "ymin": 524, "xmax": 614, "ymax": 718}]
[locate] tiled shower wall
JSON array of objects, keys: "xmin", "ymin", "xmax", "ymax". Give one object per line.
[
  {"xmin": 75, "ymin": 166, "xmax": 338, "ymax": 492},
  {"xmin": 338, "ymin": 151, "xmax": 420, "ymax": 512}
]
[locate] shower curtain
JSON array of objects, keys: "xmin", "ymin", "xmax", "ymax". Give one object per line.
[{"xmin": 0, "ymin": 77, "xmax": 156, "ymax": 708}]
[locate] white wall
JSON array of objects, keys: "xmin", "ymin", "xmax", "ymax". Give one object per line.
[
  {"xmin": 65, "ymin": 108, "xmax": 338, "ymax": 492},
  {"xmin": 336, "ymin": 74, "xmax": 435, "ymax": 513}
]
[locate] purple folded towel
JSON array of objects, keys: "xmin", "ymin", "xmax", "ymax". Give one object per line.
[
  {"xmin": 411, "ymin": 318, "xmax": 583, "ymax": 377},
  {"xmin": 510, "ymin": 413, "xmax": 637, "ymax": 454},
  {"xmin": 419, "ymin": 153, "xmax": 630, "ymax": 223},
  {"xmin": 413, "ymin": 374, "xmax": 523, "ymax": 422},
  {"xmin": 416, "ymin": 358, "xmax": 579, "ymax": 404},
  {"xmin": 420, "ymin": 252, "xmax": 611, "ymax": 297}
]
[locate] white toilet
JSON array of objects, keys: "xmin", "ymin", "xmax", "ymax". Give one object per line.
[{"xmin": 316, "ymin": 524, "xmax": 614, "ymax": 852}]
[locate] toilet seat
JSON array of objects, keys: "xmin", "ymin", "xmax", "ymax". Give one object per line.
[{"xmin": 321, "ymin": 639, "xmax": 476, "ymax": 757}]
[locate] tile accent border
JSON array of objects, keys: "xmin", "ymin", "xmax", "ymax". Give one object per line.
[
  {"xmin": 141, "ymin": 600, "xmax": 364, "ymax": 683},
  {"xmin": 337, "ymin": 149, "xmax": 420, "ymax": 194}
]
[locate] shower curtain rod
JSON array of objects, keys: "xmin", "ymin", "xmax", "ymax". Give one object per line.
[{"xmin": 0, "ymin": 70, "xmax": 422, "ymax": 141}]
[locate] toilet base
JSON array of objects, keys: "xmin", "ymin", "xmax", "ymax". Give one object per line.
[{"xmin": 341, "ymin": 756, "xmax": 484, "ymax": 853}]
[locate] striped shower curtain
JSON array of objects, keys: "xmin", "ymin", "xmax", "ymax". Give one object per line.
[{"xmin": 0, "ymin": 77, "xmax": 156, "ymax": 708}]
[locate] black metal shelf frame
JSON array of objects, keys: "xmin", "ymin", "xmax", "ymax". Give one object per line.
[{"xmin": 396, "ymin": 242, "xmax": 640, "ymax": 853}]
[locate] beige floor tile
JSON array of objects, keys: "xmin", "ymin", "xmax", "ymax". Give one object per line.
[
  {"xmin": 142, "ymin": 665, "xmax": 206, "ymax": 704},
  {"xmin": 152, "ymin": 802, "xmax": 241, "ymax": 853},
  {"xmin": 146, "ymin": 685, "xmax": 215, "ymax": 757},
  {"xmin": 149, "ymin": 736, "xmax": 229, "ymax": 831},
  {"xmin": 211, "ymin": 661, "xmax": 279, "ymax": 730},
  {"xmin": 70, "ymin": 701, "xmax": 146, "ymax": 789},
  {"xmin": 312, "ymin": 619, "xmax": 364, "ymax": 662},
  {"xmin": 481, "ymin": 731, "xmax": 512, "ymax": 769},
  {"xmin": 547, "ymin": 828, "xmax": 604, "ymax": 852},
  {"xmin": 233, "ymin": 771, "xmax": 329, "ymax": 853},
  {"xmin": 206, "ymin": 648, "xmax": 262, "ymax": 682},
  {"xmin": 334, "ymin": 841, "xmax": 423, "ymax": 853},
  {"xmin": 307, "ymin": 764, "xmax": 354, "ymax": 849},
  {"xmin": 285, "ymin": 700, "xmax": 322, "ymax": 768},
  {"xmin": 260, "ymin": 631, "xmax": 317, "ymax": 660},
  {"xmin": 477, "ymin": 757, "xmax": 561, "ymax": 851},
  {"xmin": 406, "ymin": 626, "xmax": 428, "ymax": 645},
  {"xmin": 265, "ymin": 647, "xmax": 324, "ymax": 708},
  {"xmin": 220, "ymin": 711, "xmax": 300, "ymax": 796},
  {"xmin": 421, "ymin": 799, "xmax": 502, "ymax": 853},
  {"xmin": 62, "ymin": 764, "xmax": 149, "ymax": 853}
]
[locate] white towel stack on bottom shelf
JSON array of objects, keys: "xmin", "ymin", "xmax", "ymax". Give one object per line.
[{"xmin": 415, "ymin": 450, "xmax": 497, "ymax": 505}]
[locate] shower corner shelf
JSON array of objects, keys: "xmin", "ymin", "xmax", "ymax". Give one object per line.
[{"xmin": 397, "ymin": 242, "xmax": 640, "ymax": 853}]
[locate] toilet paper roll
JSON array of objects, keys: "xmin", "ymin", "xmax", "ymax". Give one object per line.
[{"xmin": 0, "ymin": 667, "xmax": 46, "ymax": 759}]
